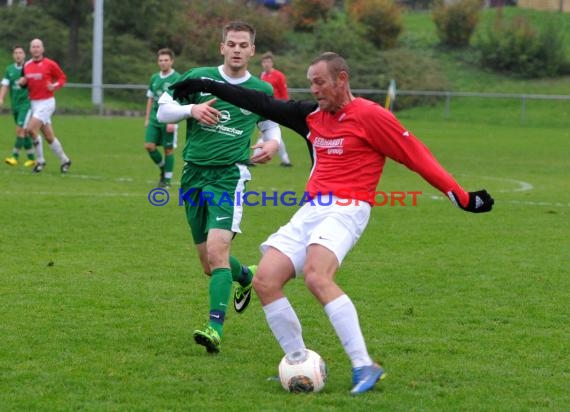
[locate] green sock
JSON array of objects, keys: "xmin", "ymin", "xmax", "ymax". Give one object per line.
[
  {"xmin": 208, "ymin": 267, "xmax": 233, "ymax": 336},
  {"xmin": 164, "ymin": 153, "xmax": 174, "ymax": 183},
  {"xmin": 23, "ymin": 137, "xmax": 35, "ymax": 160},
  {"xmin": 12, "ymin": 137, "xmax": 23, "ymax": 159},
  {"xmin": 148, "ymin": 149, "xmax": 162, "ymax": 165},
  {"xmin": 229, "ymin": 255, "xmax": 252, "ymax": 287}
]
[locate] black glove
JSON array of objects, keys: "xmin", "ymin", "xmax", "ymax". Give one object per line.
[
  {"xmin": 19, "ymin": 69, "xmax": 27, "ymax": 88},
  {"xmin": 450, "ymin": 189, "xmax": 494, "ymax": 213},
  {"xmin": 169, "ymin": 78, "xmax": 212, "ymax": 102}
]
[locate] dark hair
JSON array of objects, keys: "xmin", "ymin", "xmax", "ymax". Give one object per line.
[
  {"xmin": 157, "ymin": 48, "xmax": 174, "ymax": 59},
  {"xmin": 310, "ymin": 52, "xmax": 350, "ymax": 78},
  {"xmin": 12, "ymin": 45, "xmax": 25, "ymax": 52},
  {"xmin": 222, "ymin": 21, "xmax": 256, "ymax": 44}
]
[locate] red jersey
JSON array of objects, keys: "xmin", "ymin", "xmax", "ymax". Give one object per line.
[
  {"xmin": 261, "ymin": 68, "xmax": 289, "ymax": 100},
  {"xmin": 305, "ymin": 98, "xmax": 469, "ymax": 205},
  {"xmin": 193, "ymin": 81, "xmax": 471, "ymax": 208},
  {"xmin": 23, "ymin": 57, "xmax": 66, "ymax": 101}
]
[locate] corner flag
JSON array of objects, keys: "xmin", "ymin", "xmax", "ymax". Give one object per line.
[{"xmin": 384, "ymin": 79, "xmax": 396, "ymax": 111}]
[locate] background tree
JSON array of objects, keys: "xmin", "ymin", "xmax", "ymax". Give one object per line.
[
  {"xmin": 432, "ymin": 0, "xmax": 484, "ymax": 48},
  {"xmin": 346, "ymin": 0, "xmax": 403, "ymax": 49},
  {"xmin": 288, "ymin": 0, "xmax": 335, "ymax": 31},
  {"xmin": 32, "ymin": 0, "xmax": 92, "ymax": 75},
  {"xmin": 0, "ymin": 5, "xmax": 68, "ymax": 64}
]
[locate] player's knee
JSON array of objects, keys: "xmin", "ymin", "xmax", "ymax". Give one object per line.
[
  {"xmin": 144, "ymin": 143, "xmax": 155, "ymax": 151},
  {"xmin": 206, "ymin": 250, "xmax": 229, "ymax": 270},
  {"xmin": 253, "ymin": 271, "xmax": 276, "ymax": 297},
  {"xmin": 303, "ymin": 273, "xmax": 322, "ymax": 294},
  {"xmin": 303, "ymin": 267, "xmax": 332, "ymax": 295}
]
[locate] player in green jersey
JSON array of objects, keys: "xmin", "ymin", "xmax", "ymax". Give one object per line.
[
  {"xmin": 1, "ymin": 45, "xmax": 36, "ymax": 167},
  {"xmin": 157, "ymin": 21, "xmax": 281, "ymax": 353},
  {"xmin": 144, "ymin": 48, "xmax": 180, "ymax": 188}
]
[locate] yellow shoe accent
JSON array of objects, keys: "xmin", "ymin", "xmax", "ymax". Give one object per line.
[
  {"xmin": 193, "ymin": 326, "xmax": 221, "ymax": 353},
  {"xmin": 5, "ymin": 157, "xmax": 18, "ymax": 166},
  {"xmin": 24, "ymin": 159, "xmax": 37, "ymax": 168}
]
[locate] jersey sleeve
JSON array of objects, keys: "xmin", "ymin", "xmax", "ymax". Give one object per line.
[
  {"xmin": 157, "ymin": 91, "xmax": 191, "ymax": 123},
  {"xmin": 2, "ymin": 66, "xmax": 9, "ymax": 84},
  {"xmin": 146, "ymin": 75, "xmax": 154, "ymax": 98},
  {"xmin": 363, "ymin": 105, "xmax": 469, "ymax": 205},
  {"xmin": 201, "ymin": 79, "xmax": 314, "ymax": 138},
  {"xmin": 174, "ymin": 69, "xmax": 203, "ymax": 104},
  {"xmin": 277, "ymin": 72, "xmax": 289, "ymax": 100},
  {"xmin": 49, "ymin": 60, "xmax": 66, "ymax": 89}
]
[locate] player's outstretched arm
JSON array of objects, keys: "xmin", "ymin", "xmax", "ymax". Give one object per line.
[
  {"xmin": 156, "ymin": 92, "xmax": 193, "ymax": 123},
  {"xmin": 448, "ymin": 190, "xmax": 494, "ymax": 213},
  {"xmin": 169, "ymin": 78, "xmax": 315, "ymax": 137}
]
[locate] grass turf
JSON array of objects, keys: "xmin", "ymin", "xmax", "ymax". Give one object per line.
[{"xmin": 0, "ymin": 109, "xmax": 568, "ymax": 410}]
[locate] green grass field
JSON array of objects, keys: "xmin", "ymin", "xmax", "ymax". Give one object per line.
[{"xmin": 1, "ymin": 106, "xmax": 568, "ymax": 411}]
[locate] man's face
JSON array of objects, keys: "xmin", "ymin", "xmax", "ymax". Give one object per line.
[
  {"xmin": 13, "ymin": 48, "xmax": 25, "ymax": 65},
  {"xmin": 220, "ymin": 30, "xmax": 255, "ymax": 74},
  {"xmin": 307, "ymin": 61, "xmax": 342, "ymax": 113},
  {"xmin": 261, "ymin": 58, "xmax": 274, "ymax": 72},
  {"xmin": 157, "ymin": 54, "xmax": 173, "ymax": 73},
  {"xmin": 30, "ymin": 40, "xmax": 44, "ymax": 59}
]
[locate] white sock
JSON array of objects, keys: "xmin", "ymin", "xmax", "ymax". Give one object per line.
[
  {"xmin": 279, "ymin": 140, "xmax": 290, "ymax": 164},
  {"xmin": 164, "ymin": 172, "xmax": 173, "ymax": 179},
  {"xmin": 49, "ymin": 137, "xmax": 69, "ymax": 164},
  {"xmin": 324, "ymin": 294, "xmax": 372, "ymax": 368},
  {"xmin": 33, "ymin": 135, "xmax": 45, "ymax": 163},
  {"xmin": 263, "ymin": 297, "xmax": 305, "ymax": 354}
]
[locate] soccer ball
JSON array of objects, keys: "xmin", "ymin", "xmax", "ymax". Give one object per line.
[{"xmin": 278, "ymin": 349, "xmax": 327, "ymax": 393}]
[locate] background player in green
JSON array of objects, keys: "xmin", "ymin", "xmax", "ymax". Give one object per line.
[
  {"xmin": 157, "ymin": 21, "xmax": 281, "ymax": 353},
  {"xmin": 1, "ymin": 45, "xmax": 36, "ymax": 167},
  {"xmin": 144, "ymin": 48, "xmax": 180, "ymax": 188}
]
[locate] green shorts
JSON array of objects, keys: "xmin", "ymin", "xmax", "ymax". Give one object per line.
[
  {"xmin": 13, "ymin": 106, "xmax": 31, "ymax": 128},
  {"xmin": 180, "ymin": 162, "xmax": 252, "ymax": 244},
  {"xmin": 145, "ymin": 120, "xmax": 177, "ymax": 149}
]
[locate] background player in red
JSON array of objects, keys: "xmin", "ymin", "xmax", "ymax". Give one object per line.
[
  {"xmin": 170, "ymin": 52, "xmax": 494, "ymax": 395},
  {"xmin": 255, "ymin": 52, "xmax": 292, "ymax": 167},
  {"xmin": 20, "ymin": 38, "xmax": 71, "ymax": 173}
]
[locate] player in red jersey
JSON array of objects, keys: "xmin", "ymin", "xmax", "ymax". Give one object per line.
[
  {"xmin": 255, "ymin": 52, "xmax": 292, "ymax": 167},
  {"xmin": 170, "ymin": 52, "xmax": 494, "ymax": 395},
  {"xmin": 20, "ymin": 38, "xmax": 71, "ymax": 173},
  {"xmin": 261, "ymin": 52, "xmax": 288, "ymax": 100}
]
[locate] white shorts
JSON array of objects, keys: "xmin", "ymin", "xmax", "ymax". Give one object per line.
[
  {"xmin": 30, "ymin": 97, "xmax": 56, "ymax": 125},
  {"xmin": 260, "ymin": 196, "xmax": 371, "ymax": 276}
]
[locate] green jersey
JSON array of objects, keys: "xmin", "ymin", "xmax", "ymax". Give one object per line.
[
  {"xmin": 147, "ymin": 69, "xmax": 180, "ymax": 125},
  {"xmin": 180, "ymin": 66, "xmax": 273, "ymax": 166},
  {"xmin": 2, "ymin": 63, "xmax": 30, "ymax": 111}
]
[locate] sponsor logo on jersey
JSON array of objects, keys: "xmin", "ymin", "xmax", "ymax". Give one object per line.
[
  {"xmin": 313, "ymin": 136, "xmax": 345, "ymax": 155},
  {"xmin": 26, "ymin": 73, "xmax": 43, "ymax": 80},
  {"xmin": 219, "ymin": 110, "xmax": 231, "ymax": 123}
]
